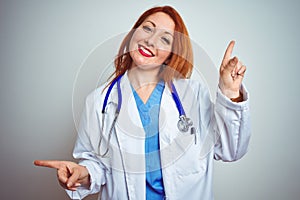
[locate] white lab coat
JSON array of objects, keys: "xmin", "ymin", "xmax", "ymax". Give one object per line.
[{"xmin": 67, "ymin": 72, "xmax": 251, "ymax": 200}]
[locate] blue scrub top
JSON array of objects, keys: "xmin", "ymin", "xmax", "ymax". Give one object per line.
[{"xmin": 132, "ymin": 81, "xmax": 165, "ymax": 200}]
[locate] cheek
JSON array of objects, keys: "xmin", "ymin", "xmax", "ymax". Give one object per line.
[
  {"xmin": 129, "ymin": 33, "xmax": 144, "ymax": 53},
  {"xmin": 129, "ymin": 37, "xmax": 136, "ymax": 52},
  {"xmin": 157, "ymin": 49, "xmax": 172, "ymax": 62},
  {"xmin": 130, "ymin": 29, "xmax": 146, "ymax": 44}
]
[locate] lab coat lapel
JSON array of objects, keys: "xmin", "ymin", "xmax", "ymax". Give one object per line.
[
  {"xmin": 159, "ymin": 85, "xmax": 179, "ymax": 145},
  {"xmin": 116, "ymin": 72, "xmax": 145, "ymax": 154},
  {"xmin": 159, "ymin": 81, "xmax": 197, "ymax": 199},
  {"xmin": 113, "ymin": 72, "xmax": 146, "ymax": 199},
  {"xmin": 158, "ymin": 84, "xmax": 178, "ymax": 198}
]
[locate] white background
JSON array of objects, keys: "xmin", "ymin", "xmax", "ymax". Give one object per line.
[{"xmin": 0, "ymin": 0, "xmax": 299, "ymax": 199}]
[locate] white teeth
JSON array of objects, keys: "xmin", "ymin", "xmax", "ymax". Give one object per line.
[{"xmin": 140, "ymin": 46, "xmax": 153, "ymax": 56}]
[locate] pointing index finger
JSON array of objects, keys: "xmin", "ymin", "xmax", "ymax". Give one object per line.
[
  {"xmin": 222, "ymin": 40, "xmax": 235, "ymax": 66},
  {"xmin": 34, "ymin": 160, "xmax": 63, "ymax": 169}
]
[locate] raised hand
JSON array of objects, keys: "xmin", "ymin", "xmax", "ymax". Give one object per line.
[
  {"xmin": 219, "ymin": 40, "xmax": 246, "ymax": 99},
  {"xmin": 34, "ymin": 160, "xmax": 90, "ymax": 191}
]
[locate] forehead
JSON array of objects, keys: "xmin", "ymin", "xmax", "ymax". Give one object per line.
[{"xmin": 143, "ymin": 12, "xmax": 175, "ymax": 34}]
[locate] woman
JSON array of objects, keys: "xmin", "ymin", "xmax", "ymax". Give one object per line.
[{"xmin": 35, "ymin": 5, "xmax": 250, "ymax": 200}]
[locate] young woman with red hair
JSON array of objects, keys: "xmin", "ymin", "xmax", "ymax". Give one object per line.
[{"xmin": 35, "ymin": 5, "xmax": 250, "ymax": 200}]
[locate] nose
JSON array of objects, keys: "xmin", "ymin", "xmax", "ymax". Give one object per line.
[{"xmin": 145, "ymin": 34, "xmax": 157, "ymax": 47}]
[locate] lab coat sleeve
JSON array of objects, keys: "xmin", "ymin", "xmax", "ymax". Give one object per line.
[
  {"xmin": 213, "ymin": 84, "xmax": 251, "ymax": 161},
  {"xmin": 66, "ymin": 89, "xmax": 106, "ymax": 199}
]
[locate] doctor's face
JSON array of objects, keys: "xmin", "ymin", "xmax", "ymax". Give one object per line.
[{"xmin": 129, "ymin": 12, "xmax": 175, "ymax": 69}]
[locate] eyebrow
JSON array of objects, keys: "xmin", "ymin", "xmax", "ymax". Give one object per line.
[{"xmin": 144, "ymin": 20, "xmax": 174, "ymax": 37}]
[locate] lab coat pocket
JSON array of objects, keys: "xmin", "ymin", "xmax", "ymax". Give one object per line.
[{"xmin": 174, "ymin": 134, "xmax": 207, "ymax": 177}]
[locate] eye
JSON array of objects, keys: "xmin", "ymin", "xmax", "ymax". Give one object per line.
[
  {"xmin": 161, "ymin": 36, "xmax": 171, "ymax": 45},
  {"xmin": 142, "ymin": 25, "xmax": 153, "ymax": 33}
]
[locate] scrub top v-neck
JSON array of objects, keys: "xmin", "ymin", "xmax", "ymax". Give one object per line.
[{"xmin": 132, "ymin": 81, "xmax": 165, "ymax": 200}]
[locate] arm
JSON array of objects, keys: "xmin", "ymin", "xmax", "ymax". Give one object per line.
[
  {"xmin": 213, "ymin": 85, "xmax": 251, "ymax": 161},
  {"xmin": 34, "ymin": 88, "xmax": 107, "ymax": 199},
  {"xmin": 67, "ymin": 89, "xmax": 107, "ymax": 199},
  {"xmin": 214, "ymin": 40, "xmax": 251, "ymax": 161}
]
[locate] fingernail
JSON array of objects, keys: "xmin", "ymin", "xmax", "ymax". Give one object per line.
[
  {"xmin": 67, "ymin": 182, "xmax": 72, "ymax": 187},
  {"xmin": 230, "ymin": 58, "xmax": 237, "ymax": 66},
  {"xmin": 238, "ymin": 68, "xmax": 243, "ymax": 75},
  {"xmin": 75, "ymin": 183, "xmax": 81, "ymax": 187},
  {"xmin": 231, "ymin": 70, "xmax": 235, "ymax": 77},
  {"xmin": 233, "ymin": 57, "xmax": 238, "ymax": 63}
]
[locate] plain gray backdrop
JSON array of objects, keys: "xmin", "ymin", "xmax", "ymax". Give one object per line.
[{"xmin": 1, "ymin": 0, "xmax": 299, "ymax": 199}]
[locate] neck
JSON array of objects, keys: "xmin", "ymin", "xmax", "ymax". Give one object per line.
[{"xmin": 127, "ymin": 66, "xmax": 161, "ymax": 90}]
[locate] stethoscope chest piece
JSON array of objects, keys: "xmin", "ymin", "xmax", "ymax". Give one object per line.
[{"xmin": 177, "ymin": 115, "xmax": 193, "ymax": 132}]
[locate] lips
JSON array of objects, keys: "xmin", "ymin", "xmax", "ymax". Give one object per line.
[{"xmin": 138, "ymin": 45, "xmax": 154, "ymax": 57}]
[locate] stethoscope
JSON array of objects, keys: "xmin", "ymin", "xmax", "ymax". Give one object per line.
[{"xmin": 98, "ymin": 73, "xmax": 195, "ymax": 157}]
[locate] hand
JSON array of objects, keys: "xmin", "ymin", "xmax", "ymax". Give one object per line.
[
  {"xmin": 219, "ymin": 40, "xmax": 246, "ymax": 99},
  {"xmin": 34, "ymin": 160, "xmax": 90, "ymax": 191}
]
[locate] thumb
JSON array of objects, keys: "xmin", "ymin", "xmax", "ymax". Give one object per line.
[{"xmin": 66, "ymin": 166, "xmax": 81, "ymax": 188}]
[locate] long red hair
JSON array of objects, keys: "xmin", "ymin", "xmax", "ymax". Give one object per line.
[{"xmin": 109, "ymin": 5, "xmax": 193, "ymax": 87}]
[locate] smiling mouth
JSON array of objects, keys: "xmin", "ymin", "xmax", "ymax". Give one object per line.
[{"xmin": 138, "ymin": 45, "xmax": 154, "ymax": 57}]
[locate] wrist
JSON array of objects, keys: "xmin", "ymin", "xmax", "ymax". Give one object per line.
[
  {"xmin": 220, "ymin": 88, "xmax": 243, "ymax": 102},
  {"xmin": 220, "ymin": 88, "xmax": 240, "ymax": 99},
  {"xmin": 230, "ymin": 91, "xmax": 243, "ymax": 102},
  {"xmin": 80, "ymin": 165, "xmax": 91, "ymax": 188}
]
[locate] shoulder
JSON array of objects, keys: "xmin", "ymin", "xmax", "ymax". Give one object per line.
[
  {"xmin": 173, "ymin": 78, "xmax": 212, "ymax": 102},
  {"xmin": 84, "ymin": 83, "xmax": 110, "ymax": 107},
  {"xmin": 173, "ymin": 78, "xmax": 208, "ymax": 93}
]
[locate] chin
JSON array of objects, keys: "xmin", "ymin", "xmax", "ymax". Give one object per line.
[{"xmin": 135, "ymin": 64, "xmax": 162, "ymax": 72}]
